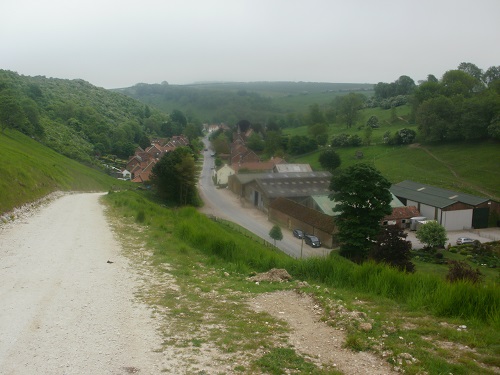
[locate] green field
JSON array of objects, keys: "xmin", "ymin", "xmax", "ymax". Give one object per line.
[{"xmin": 284, "ymin": 106, "xmax": 500, "ymax": 200}]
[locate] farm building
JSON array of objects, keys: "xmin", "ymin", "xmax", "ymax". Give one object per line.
[
  {"xmin": 228, "ymin": 171, "xmax": 332, "ymax": 213},
  {"xmin": 268, "ymin": 197, "xmax": 337, "ymax": 248},
  {"xmin": 390, "ymin": 180, "xmax": 496, "ymax": 230}
]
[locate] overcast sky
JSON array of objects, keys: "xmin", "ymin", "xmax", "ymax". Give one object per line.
[{"xmin": 1, "ymin": 0, "xmax": 499, "ymax": 89}]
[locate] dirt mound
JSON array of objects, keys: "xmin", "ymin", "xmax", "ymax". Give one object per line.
[{"xmin": 248, "ymin": 268, "xmax": 292, "ymax": 283}]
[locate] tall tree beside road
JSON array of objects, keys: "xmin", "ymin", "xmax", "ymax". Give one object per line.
[
  {"xmin": 151, "ymin": 147, "xmax": 198, "ymax": 206},
  {"xmin": 329, "ymin": 163, "xmax": 392, "ymax": 263}
]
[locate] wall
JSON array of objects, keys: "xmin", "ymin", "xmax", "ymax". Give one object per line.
[{"xmin": 268, "ymin": 207, "xmax": 336, "ymax": 248}]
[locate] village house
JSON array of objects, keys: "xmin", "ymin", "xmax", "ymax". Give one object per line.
[
  {"xmin": 212, "ymin": 164, "xmax": 235, "ymax": 186},
  {"xmin": 124, "ymin": 135, "xmax": 190, "ymax": 182}
]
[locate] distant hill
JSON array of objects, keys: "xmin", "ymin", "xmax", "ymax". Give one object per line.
[{"xmin": 115, "ymin": 81, "xmax": 374, "ymax": 124}]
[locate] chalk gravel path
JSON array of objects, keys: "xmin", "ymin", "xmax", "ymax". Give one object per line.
[{"xmin": 0, "ymin": 193, "xmax": 163, "ymax": 374}]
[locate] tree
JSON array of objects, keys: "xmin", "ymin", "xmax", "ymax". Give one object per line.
[
  {"xmin": 336, "ymin": 93, "xmax": 365, "ymax": 128},
  {"xmin": 366, "ymin": 115, "xmax": 379, "ymax": 128},
  {"xmin": 415, "ymin": 221, "xmax": 447, "ymax": 249},
  {"xmin": 458, "ymin": 62, "xmax": 483, "ymax": 83},
  {"xmin": 170, "ymin": 109, "xmax": 187, "ymax": 127},
  {"xmin": 329, "ymin": 164, "xmax": 392, "ymax": 262},
  {"xmin": 394, "ymin": 75, "xmax": 416, "ymax": 96},
  {"xmin": 394, "ymin": 128, "xmax": 416, "ymax": 145},
  {"xmin": 150, "ymin": 147, "xmax": 198, "ymax": 206},
  {"xmin": 441, "ymin": 70, "xmax": 479, "ymax": 97},
  {"xmin": 264, "ymin": 131, "xmax": 283, "ymax": 156},
  {"xmin": 246, "ymin": 132, "xmax": 265, "ymax": 151},
  {"xmin": 308, "ymin": 103, "xmax": 325, "ymax": 125},
  {"xmin": 318, "ymin": 149, "xmax": 341, "ymax": 172},
  {"xmin": 370, "ymin": 225, "xmax": 415, "ymax": 272},
  {"xmin": 416, "ymin": 95, "xmax": 456, "ymax": 142},
  {"xmin": 363, "ymin": 126, "xmax": 373, "ymax": 145},
  {"xmin": 483, "ymin": 65, "xmax": 500, "ymax": 87},
  {"xmin": 308, "ymin": 123, "xmax": 328, "ymax": 139},
  {"xmin": 0, "ymin": 91, "xmax": 27, "ymax": 133},
  {"xmin": 269, "ymin": 225, "xmax": 283, "ymax": 246}
]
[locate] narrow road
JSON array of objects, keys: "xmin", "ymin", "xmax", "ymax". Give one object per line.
[
  {"xmin": 0, "ymin": 193, "xmax": 162, "ymax": 374},
  {"xmin": 197, "ymin": 138, "xmax": 330, "ymax": 258}
]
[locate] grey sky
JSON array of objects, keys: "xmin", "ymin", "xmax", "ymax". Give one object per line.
[{"xmin": 1, "ymin": 0, "xmax": 499, "ymax": 89}]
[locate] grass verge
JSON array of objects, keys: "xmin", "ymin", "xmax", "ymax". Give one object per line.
[{"xmin": 103, "ymin": 190, "xmax": 500, "ymax": 374}]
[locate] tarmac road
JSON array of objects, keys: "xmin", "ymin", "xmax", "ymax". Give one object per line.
[{"xmin": 197, "ymin": 138, "xmax": 330, "ymax": 259}]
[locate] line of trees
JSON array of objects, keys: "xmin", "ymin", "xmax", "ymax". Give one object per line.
[{"xmin": 414, "ymin": 63, "xmax": 500, "ymax": 142}]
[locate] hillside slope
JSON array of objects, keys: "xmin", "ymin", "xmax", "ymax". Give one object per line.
[
  {"xmin": 0, "ymin": 70, "xmax": 169, "ymax": 163},
  {"xmin": 0, "ymin": 129, "xmax": 128, "ymax": 214}
]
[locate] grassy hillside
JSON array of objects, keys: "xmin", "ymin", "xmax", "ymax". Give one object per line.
[
  {"xmin": 0, "ymin": 129, "xmax": 129, "ymax": 214},
  {"xmin": 103, "ymin": 190, "xmax": 500, "ymax": 374},
  {"xmin": 285, "ymin": 105, "xmax": 500, "ymax": 200}
]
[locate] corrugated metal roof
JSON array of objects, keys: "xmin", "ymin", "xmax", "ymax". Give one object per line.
[
  {"xmin": 235, "ymin": 171, "xmax": 332, "ymax": 186},
  {"xmin": 255, "ymin": 172, "xmax": 332, "ymax": 198},
  {"xmin": 391, "ymin": 180, "xmax": 489, "ymax": 208},
  {"xmin": 274, "ymin": 164, "xmax": 313, "ymax": 173}
]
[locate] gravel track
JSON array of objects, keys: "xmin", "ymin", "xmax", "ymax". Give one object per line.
[{"xmin": 0, "ymin": 193, "xmax": 163, "ymax": 374}]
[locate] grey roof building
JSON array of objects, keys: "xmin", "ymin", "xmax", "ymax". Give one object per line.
[
  {"xmin": 229, "ymin": 171, "xmax": 332, "ymax": 212},
  {"xmin": 390, "ymin": 180, "xmax": 493, "ymax": 230}
]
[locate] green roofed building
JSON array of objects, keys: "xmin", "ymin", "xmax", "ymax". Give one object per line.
[{"xmin": 390, "ymin": 180, "xmax": 497, "ymax": 230}]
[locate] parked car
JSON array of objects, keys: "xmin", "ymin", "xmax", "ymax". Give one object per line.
[
  {"xmin": 304, "ymin": 234, "xmax": 321, "ymax": 248},
  {"xmin": 293, "ymin": 229, "xmax": 304, "ymax": 239},
  {"xmin": 456, "ymin": 237, "xmax": 475, "ymax": 245}
]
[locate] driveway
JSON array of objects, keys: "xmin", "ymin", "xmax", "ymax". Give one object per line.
[{"xmin": 405, "ymin": 227, "xmax": 500, "ymax": 249}]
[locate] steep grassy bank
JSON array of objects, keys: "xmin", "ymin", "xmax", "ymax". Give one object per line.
[
  {"xmin": 103, "ymin": 190, "xmax": 500, "ymax": 374},
  {"xmin": 0, "ymin": 129, "xmax": 129, "ymax": 214}
]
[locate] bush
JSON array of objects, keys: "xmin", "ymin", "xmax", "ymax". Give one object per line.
[
  {"xmin": 331, "ymin": 133, "xmax": 362, "ymax": 147},
  {"xmin": 446, "ymin": 260, "xmax": 484, "ymax": 284},
  {"xmin": 136, "ymin": 209, "xmax": 146, "ymax": 223}
]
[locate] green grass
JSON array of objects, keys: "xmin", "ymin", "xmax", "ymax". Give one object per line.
[
  {"xmin": 0, "ymin": 129, "xmax": 130, "ymax": 213},
  {"xmin": 283, "ymin": 105, "xmax": 500, "ymax": 200},
  {"xmin": 103, "ymin": 190, "xmax": 500, "ymax": 374}
]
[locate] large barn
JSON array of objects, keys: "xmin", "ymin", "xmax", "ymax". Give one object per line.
[
  {"xmin": 228, "ymin": 171, "xmax": 332, "ymax": 213},
  {"xmin": 390, "ymin": 180, "xmax": 495, "ymax": 230}
]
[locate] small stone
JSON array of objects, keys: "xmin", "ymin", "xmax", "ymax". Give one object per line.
[{"xmin": 359, "ymin": 323, "xmax": 372, "ymax": 331}]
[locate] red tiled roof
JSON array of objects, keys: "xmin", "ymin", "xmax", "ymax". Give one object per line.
[{"xmin": 384, "ymin": 206, "xmax": 420, "ymax": 220}]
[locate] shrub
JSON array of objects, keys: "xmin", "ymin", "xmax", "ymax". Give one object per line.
[
  {"xmin": 415, "ymin": 221, "xmax": 447, "ymax": 249},
  {"xmin": 136, "ymin": 209, "xmax": 146, "ymax": 223},
  {"xmin": 330, "ymin": 133, "xmax": 362, "ymax": 147},
  {"xmin": 446, "ymin": 260, "xmax": 484, "ymax": 284}
]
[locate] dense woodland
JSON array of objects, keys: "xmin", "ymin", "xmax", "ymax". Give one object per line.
[
  {"xmin": 0, "ymin": 62, "xmax": 498, "ymax": 169},
  {"xmin": 0, "ymin": 70, "xmax": 200, "ymax": 164}
]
